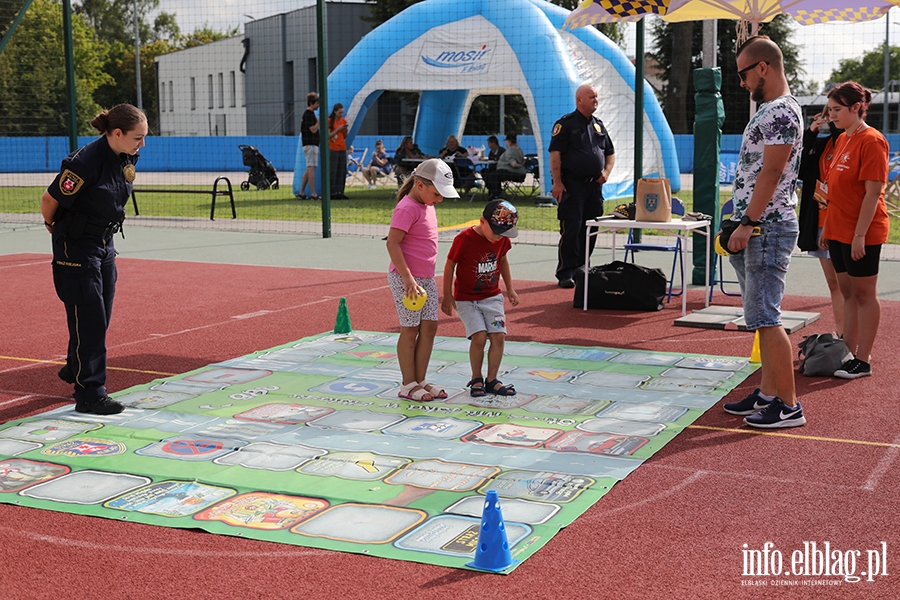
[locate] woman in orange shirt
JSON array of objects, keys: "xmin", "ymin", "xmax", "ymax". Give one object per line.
[
  {"xmin": 328, "ymin": 103, "xmax": 349, "ymax": 200},
  {"xmin": 821, "ymin": 82, "xmax": 890, "ymax": 379}
]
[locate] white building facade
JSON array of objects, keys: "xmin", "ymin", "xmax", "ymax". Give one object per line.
[
  {"xmin": 156, "ymin": 36, "xmax": 247, "ymax": 136},
  {"xmin": 153, "ymin": 2, "xmax": 372, "ymax": 137}
]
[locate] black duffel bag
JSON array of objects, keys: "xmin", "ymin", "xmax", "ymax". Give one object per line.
[{"xmin": 573, "ymin": 261, "xmax": 667, "ymax": 311}]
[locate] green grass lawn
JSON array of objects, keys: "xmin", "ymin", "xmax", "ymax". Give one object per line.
[{"xmin": 4, "ymin": 184, "xmax": 899, "ymax": 243}]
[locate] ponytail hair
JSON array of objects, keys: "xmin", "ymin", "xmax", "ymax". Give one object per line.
[
  {"xmin": 396, "ymin": 175, "xmax": 432, "ymax": 202},
  {"xmin": 328, "ymin": 103, "xmax": 344, "ymax": 130},
  {"xmin": 827, "ymin": 81, "xmax": 873, "ymax": 119},
  {"xmin": 91, "ymin": 103, "xmax": 146, "ymax": 135}
]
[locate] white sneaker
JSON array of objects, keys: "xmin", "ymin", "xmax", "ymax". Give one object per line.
[{"xmin": 367, "ymin": 185, "xmax": 376, "ymax": 189}]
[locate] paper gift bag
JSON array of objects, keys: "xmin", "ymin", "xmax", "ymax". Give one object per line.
[{"xmin": 635, "ymin": 178, "xmax": 672, "ymax": 222}]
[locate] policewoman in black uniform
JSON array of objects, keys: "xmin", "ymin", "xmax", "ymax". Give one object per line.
[
  {"xmin": 40, "ymin": 104, "xmax": 147, "ymax": 415},
  {"xmin": 549, "ymin": 83, "xmax": 616, "ymax": 288}
]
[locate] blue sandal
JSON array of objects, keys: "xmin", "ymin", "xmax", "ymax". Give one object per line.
[
  {"xmin": 485, "ymin": 379, "xmax": 516, "ymax": 396},
  {"xmin": 467, "ymin": 377, "xmax": 486, "ymax": 397}
]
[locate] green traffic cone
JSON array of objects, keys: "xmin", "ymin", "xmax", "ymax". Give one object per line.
[{"xmin": 334, "ymin": 297, "xmax": 352, "ymax": 334}]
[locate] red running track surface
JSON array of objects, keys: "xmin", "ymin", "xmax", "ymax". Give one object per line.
[{"xmin": 1, "ymin": 253, "xmax": 899, "ymax": 599}]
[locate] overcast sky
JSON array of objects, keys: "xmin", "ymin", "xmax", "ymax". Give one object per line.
[{"xmin": 154, "ymin": 1, "xmax": 892, "ymax": 89}]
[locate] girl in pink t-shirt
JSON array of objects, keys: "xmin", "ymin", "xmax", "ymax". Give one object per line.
[{"xmin": 386, "ymin": 159, "xmax": 459, "ymax": 401}]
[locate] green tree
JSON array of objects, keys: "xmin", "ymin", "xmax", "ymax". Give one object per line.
[
  {"xmin": 0, "ymin": 0, "xmax": 112, "ymax": 136},
  {"xmin": 75, "ymin": 0, "xmax": 163, "ymax": 46},
  {"xmin": 828, "ymin": 44, "xmax": 900, "ymax": 90},
  {"xmin": 650, "ymin": 15, "xmax": 810, "ymax": 134},
  {"xmin": 77, "ymin": 0, "xmax": 180, "ymax": 128},
  {"xmin": 75, "ymin": 0, "xmax": 238, "ymax": 133}
]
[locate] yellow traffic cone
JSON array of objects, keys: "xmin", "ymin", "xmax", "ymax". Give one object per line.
[{"xmin": 750, "ymin": 330, "xmax": 761, "ymax": 363}]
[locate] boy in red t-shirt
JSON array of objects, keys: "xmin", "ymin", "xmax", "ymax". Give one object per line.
[{"xmin": 441, "ymin": 200, "xmax": 520, "ymax": 396}]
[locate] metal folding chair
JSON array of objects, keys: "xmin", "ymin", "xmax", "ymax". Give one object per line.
[
  {"xmin": 502, "ymin": 155, "xmax": 540, "ymax": 200},
  {"xmin": 452, "ymin": 157, "xmax": 480, "ymax": 201},
  {"xmin": 623, "ymin": 197, "xmax": 685, "ymax": 302},
  {"xmin": 709, "ymin": 199, "xmax": 741, "ymax": 300},
  {"xmin": 885, "ymin": 153, "xmax": 900, "ymax": 218}
]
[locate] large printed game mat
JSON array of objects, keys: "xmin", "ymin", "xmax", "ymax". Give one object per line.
[{"xmin": 0, "ymin": 332, "xmax": 756, "ymax": 572}]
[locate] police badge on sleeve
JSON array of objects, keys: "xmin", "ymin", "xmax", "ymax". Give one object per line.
[{"xmin": 59, "ymin": 169, "xmax": 84, "ymax": 196}]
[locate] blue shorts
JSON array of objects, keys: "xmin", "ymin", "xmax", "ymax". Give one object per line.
[
  {"xmin": 729, "ymin": 219, "xmax": 798, "ymax": 330},
  {"xmin": 455, "ymin": 293, "xmax": 507, "ymax": 339}
]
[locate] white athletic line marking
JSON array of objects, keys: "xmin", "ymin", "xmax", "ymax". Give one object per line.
[
  {"xmin": 0, "ymin": 394, "xmax": 38, "ymax": 407},
  {"xmin": 232, "ymin": 310, "xmax": 274, "ymax": 319},
  {"xmin": 0, "ymin": 391, "xmax": 71, "ymax": 405},
  {"xmin": 0, "ymin": 260, "xmax": 46, "ymax": 271},
  {"xmin": 109, "ymin": 283, "xmax": 389, "ymax": 350},
  {"xmin": 0, "ymin": 283, "xmax": 390, "ymax": 382},
  {"xmin": 863, "ymin": 432, "xmax": 900, "ymax": 491},
  {"xmin": 581, "ymin": 471, "xmax": 708, "ymax": 519},
  {"xmin": 0, "ymin": 358, "xmax": 66, "ymax": 376},
  {"xmin": 651, "ymin": 463, "xmax": 864, "ymax": 491},
  {"xmin": 0, "ymin": 525, "xmax": 330, "ymax": 557}
]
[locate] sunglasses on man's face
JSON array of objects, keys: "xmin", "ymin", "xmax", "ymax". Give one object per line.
[{"xmin": 738, "ymin": 60, "xmax": 769, "ymax": 82}]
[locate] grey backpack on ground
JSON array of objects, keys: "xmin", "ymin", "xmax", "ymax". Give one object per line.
[{"xmin": 797, "ymin": 333, "xmax": 853, "ymax": 377}]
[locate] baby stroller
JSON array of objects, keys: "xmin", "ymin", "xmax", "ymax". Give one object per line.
[{"xmin": 238, "ymin": 144, "xmax": 279, "ymax": 190}]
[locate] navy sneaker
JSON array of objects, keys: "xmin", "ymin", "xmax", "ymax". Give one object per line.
[
  {"xmin": 723, "ymin": 388, "xmax": 773, "ymax": 415},
  {"xmin": 75, "ymin": 396, "xmax": 125, "ymax": 415},
  {"xmin": 744, "ymin": 398, "xmax": 806, "ymax": 429},
  {"xmin": 834, "ymin": 358, "xmax": 872, "ymax": 380}
]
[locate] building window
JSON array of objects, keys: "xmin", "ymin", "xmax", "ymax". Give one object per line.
[
  {"xmin": 160, "ymin": 81, "xmax": 166, "ymax": 112},
  {"xmin": 190, "ymin": 77, "xmax": 196, "ymax": 111},
  {"xmin": 168, "ymin": 81, "xmax": 174, "ymax": 112},
  {"xmin": 217, "ymin": 73, "xmax": 224, "ymax": 109},
  {"xmin": 229, "ymin": 71, "xmax": 236, "ymax": 108},
  {"xmin": 208, "ymin": 74, "xmax": 214, "ymax": 109}
]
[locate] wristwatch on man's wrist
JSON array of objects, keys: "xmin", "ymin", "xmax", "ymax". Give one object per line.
[{"xmin": 740, "ymin": 215, "xmax": 758, "ymax": 227}]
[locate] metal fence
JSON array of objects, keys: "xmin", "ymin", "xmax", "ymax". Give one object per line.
[{"xmin": 1, "ymin": 1, "xmax": 897, "ymax": 242}]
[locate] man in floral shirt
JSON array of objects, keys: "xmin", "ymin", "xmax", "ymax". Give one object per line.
[{"xmin": 721, "ymin": 36, "xmax": 806, "ymax": 429}]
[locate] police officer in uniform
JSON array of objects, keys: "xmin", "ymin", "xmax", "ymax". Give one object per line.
[
  {"xmin": 549, "ymin": 83, "xmax": 616, "ymax": 288},
  {"xmin": 40, "ymin": 104, "xmax": 147, "ymax": 415}
]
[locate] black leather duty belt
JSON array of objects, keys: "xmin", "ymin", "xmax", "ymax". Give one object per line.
[{"xmin": 82, "ymin": 220, "xmax": 122, "ymax": 238}]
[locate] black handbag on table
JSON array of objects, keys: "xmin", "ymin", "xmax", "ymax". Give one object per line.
[{"xmin": 573, "ymin": 261, "xmax": 667, "ymax": 311}]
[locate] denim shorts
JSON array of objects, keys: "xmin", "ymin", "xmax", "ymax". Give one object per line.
[
  {"xmin": 455, "ymin": 293, "xmax": 507, "ymax": 339},
  {"xmin": 729, "ymin": 219, "xmax": 798, "ymax": 330},
  {"xmin": 388, "ymin": 272, "xmax": 438, "ymax": 327}
]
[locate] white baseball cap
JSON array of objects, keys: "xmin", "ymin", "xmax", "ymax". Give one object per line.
[{"xmin": 412, "ymin": 159, "xmax": 459, "ymax": 199}]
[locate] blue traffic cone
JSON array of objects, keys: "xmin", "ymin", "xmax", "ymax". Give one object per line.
[
  {"xmin": 466, "ymin": 490, "xmax": 519, "ymax": 572},
  {"xmin": 334, "ymin": 297, "xmax": 352, "ymax": 334}
]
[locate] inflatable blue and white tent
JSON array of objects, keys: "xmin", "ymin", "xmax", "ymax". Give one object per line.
[{"xmin": 294, "ymin": 0, "xmax": 679, "ymax": 199}]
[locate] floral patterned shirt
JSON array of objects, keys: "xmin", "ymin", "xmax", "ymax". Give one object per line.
[{"xmin": 731, "ymin": 95, "xmax": 803, "ymax": 223}]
